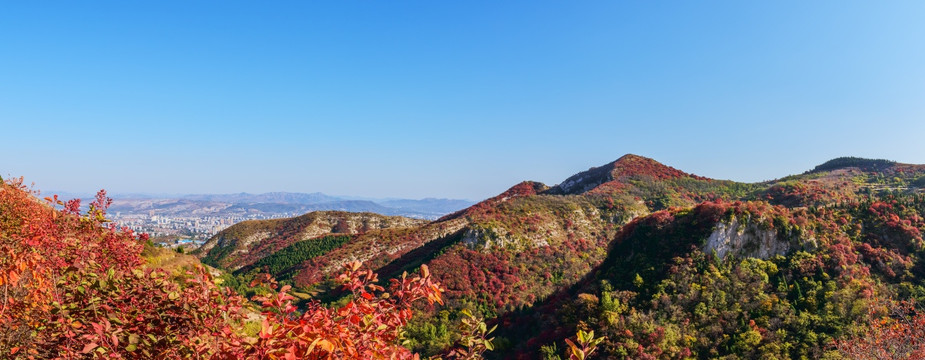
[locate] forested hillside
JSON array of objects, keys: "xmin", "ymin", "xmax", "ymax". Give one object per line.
[
  {"xmin": 197, "ymin": 154, "xmax": 925, "ymax": 359},
  {"xmin": 5, "ymin": 154, "xmax": 925, "ymax": 359}
]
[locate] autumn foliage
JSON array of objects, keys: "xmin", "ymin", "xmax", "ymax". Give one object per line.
[
  {"xmin": 0, "ymin": 178, "xmax": 449, "ymax": 359},
  {"xmin": 245, "ymin": 262, "xmax": 444, "ymax": 359},
  {"xmin": 6, "ymin": 154, "xmax": 925, "ymax": 359},
  {"xmin": 833, "ymin": 302, "xmax": 925, "ymax": 359},
  {"xmin": 0, "ymin": 179, "xmax": 152, "ymax": 357}
]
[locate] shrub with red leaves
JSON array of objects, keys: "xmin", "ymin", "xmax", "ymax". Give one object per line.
[
  {"xmin": 833, "ymin": 301, "xmax": 925, "ymax": 359},
  {"xmin": 243, "ymin": 262, "xmax": 444, "ymax": 359},
  {"xmin": 1, "ymin": 179, "xmax": 450, "ymax": 359}
]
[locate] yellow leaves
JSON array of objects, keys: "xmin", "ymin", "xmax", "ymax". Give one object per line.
[
  {"xmin": 760, "ymin": 298, "xmax": 775, "ymax": 311},
  {"xmin": 305, "ymin": 337, "xmax": 335, "ymax": 355},
  {"xmin": 577, "ymin": 293, "xmax": 600, "ymax": 305},
  {"xmin": 738, "ymin": 329, "xmax": 763, "ymax": 347},
  {"xmin": 420, "ymin": 264, "xmax": 430, "ymax": 278},
  {"xmin": 429, "ymin": 284, "xmax": 444, "ymax": 305},
  {"xmin": 349, "ymin": 261, "xmax": 363, "ymax": 272}
]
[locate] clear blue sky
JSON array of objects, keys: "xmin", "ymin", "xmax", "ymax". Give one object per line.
[{"xmin": 2, "ymin": 1, "xmax": 924, "ymax": 200}]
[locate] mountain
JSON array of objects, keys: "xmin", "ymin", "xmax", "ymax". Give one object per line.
[
  {"xmin": 0, "ymin": 175, "xmax": 455, "ymax": 360},
  {"xmin": 193, "ymin": 154, "xmax": 925, "ymax": 359},
  {"xmin": 196, "ymin": 211, "xmax": 427, "ymax": 270},
  {"xmin": 101, "ymin": 192, "xmax": 474, "ymax": 221},
  {"xmin": 378, "ymin": 198, "xmax": 477, "ymax": 215},
  {"xmin": 181, "ymin": 192, "xmax": 340, "ymax": 204},
  {"xmin": 545, "ymin": 154, "xmax": 708, "ymax": 195},
  {"xmin": 808, "ymin": 156, "xmax": 899, "ymax": 173}
]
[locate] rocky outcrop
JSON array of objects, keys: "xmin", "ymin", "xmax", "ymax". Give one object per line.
[
  {"xmin": 459, "ymin": 198, "xmax": 633, "ymax": 251},
  {"xmin": 704, "ymin": 217, "xmax": 815, "ymax": 259},
  {"xmin": 461, "ymin": 226, "xmax": 531, "ymax": 250}
]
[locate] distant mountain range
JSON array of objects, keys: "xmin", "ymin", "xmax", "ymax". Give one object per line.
[{"xmin": 46, "ymin": 191, "xmax": 475, "ymax": 220}]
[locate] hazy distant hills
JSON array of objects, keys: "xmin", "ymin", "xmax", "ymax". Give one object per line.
[
  {"xmin": 50, "ymin": 191, "xmax": 475, "ymax": 220},
  {"xmin": 180, "ymin": 192, "xmax": 341, "ymax": 205}
]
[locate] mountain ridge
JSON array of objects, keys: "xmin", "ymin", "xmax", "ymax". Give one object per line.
[
  {"xmin": 545, "ymin": 154, "xmax": 710, "ymax": 196},
  {"xmin": 194, "ymin": 154, "xmax": 925, "ymax": 359}
]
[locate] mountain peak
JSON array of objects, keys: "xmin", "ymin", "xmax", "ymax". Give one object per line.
[
  {"xmin": 610, "ymin": 153, "xmax": 666, "ymax": 169},
  {"xmin": 478, "ymin": 181, "xmax": 548, "ymax": 206},
  {"xmin": 809, "ymin": 157, "xmax": 897, "ymax": 173},
  {"xmin": 613, "ymin": 153, "xmax": 649, "ymax": 162},
  {"xmin": 437, "ymin": 181, "xmax": 548, "ymax": 221},
  {"xmin": 547, "ymin": 154, "xmax": 707, "ymax": 195}
]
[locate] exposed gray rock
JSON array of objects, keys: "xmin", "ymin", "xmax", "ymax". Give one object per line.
[{"xmin": 704, "ymin": 216, "xmax": 815, "ymax": 259}]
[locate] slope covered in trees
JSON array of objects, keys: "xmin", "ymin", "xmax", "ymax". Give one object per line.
[
  {"xmin": 7, "ymin": 154, "xmax": 925, "ymax": 359},
  {"xmin": 494, "ymin": 197, "xmax": 925, "ymax": 358},
  {"xmin": 195, "ymin": 211, "xmax": 426, "ymax": 270},
  {"xmin": 192, "ymin": 154, "xmax": 925, "ymax": 358}
]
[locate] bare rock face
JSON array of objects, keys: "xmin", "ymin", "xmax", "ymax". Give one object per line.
[
  {"xmin": 461, "ymin": 227, "xmax": 526, "ymax": 250},
  {"xmin": 704, "ymin": 216, "xmax": 815, "ymax": 259},
  {"xmin": 294, "ymin": 213, "xmax": 425, "ymax": 241},
  {"xmin": 459, "ymin": 200, "xmax": 632, "ymax": 252}
]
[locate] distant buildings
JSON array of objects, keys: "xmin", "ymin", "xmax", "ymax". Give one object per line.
[{"xmin": 109, "ymin": 211, "xmax": 301, "ymax": 244}]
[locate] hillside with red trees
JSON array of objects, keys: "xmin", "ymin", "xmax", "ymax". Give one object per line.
[
  {"xmin": 194, "ymin": 155, "xmax": 925, "ymax": 359},
  {"xmin": 7, "ymin": 155, "xmax": 925, "ymax": 359},
  {"xmin": 0, "ymin": 178, "xmax": 464, "ymax": 359}
]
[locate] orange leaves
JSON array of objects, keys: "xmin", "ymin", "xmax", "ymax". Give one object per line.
[
  {"xmin": 349, "ymin": 260, "xmax": 363, "ymax": 272},
  {"xmin": 0, "ymin": 180, "xmax": 449, "ymax": 359},
  {"xmin": 428, "ymin": 283, "xmax": 445, "ymax": 306},
  {"xmin": 246, "ymin": 262, "xmax": 445, "ymax": 359},
  {"xmin": 4, "ymin": 270, "xmax": 17, "ymax": 285},
  {"xmin": 0, "ymin": 180, "xmax": 198, "ymax": 357},
  {"xmin": 834, "ymin": 301, "xmax": 925, "ymax": 359}
]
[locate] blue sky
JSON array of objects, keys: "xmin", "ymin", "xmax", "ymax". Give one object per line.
[{"xmin": 2, "ymin": 1, "xmax": 924, "ymax": 200}]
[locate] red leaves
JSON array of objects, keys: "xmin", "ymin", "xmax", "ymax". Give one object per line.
[
  {"xmin": 0, "ymin": 178, "xmax": 453, "ymax": 359},
  {"xmin": 609, "ymin": 154, "xmax": 703, "ymax": 182},
  {"xmin": 834, "ymin": 301, "xmax": 925, "ymax": 359},
  {"xmin": 244, "ymin": 262, "xmax": 444, "ymax": 359},
  {"xmin": 0, "ymin": 181, "xmax": 147, "ymax": 356}
]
